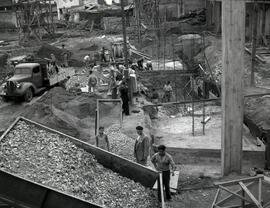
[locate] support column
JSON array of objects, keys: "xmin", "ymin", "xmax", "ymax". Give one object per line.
[
  {"xmin": 221, "ymin": 0, "xmax": 246, "ymax": 176},
  {"xmin": 215, "ymin": 2, "xmax": 222, "ymax": 33}
]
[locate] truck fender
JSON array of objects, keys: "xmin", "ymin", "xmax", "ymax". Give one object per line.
[{"xmin": 20, "ymin": 82, "xmax": 37, "ymax": 95}]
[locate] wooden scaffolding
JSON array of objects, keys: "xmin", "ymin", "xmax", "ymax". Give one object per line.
[{"xmin": 14, "ymin": 0, "xmax": 55, "ymax": 44}]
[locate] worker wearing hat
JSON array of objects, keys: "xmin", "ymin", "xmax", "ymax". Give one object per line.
[{"xmin": 134, "ymin": 126, "xmax": 150, "ymax": 166}]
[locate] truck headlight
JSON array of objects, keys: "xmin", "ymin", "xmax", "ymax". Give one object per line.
[
  {"xmin": 15, "ymin": 82, "xmax": 21, "ymax": 88},
  {"xmin": 1, "ymin": 83, "xmax": 6, "ymax": 89}
]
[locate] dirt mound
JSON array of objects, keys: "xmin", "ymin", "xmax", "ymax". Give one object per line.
[
  {"xmin": 22, "ymin": 103, "xmax": 80, "ymax": 138},
  {"xmin": 22, "ymin": 87, "xmax": 120, "ymax": 142},
  {"xmin": 35, "ymin": 43, "xmax": 72, "ymax": 63}
]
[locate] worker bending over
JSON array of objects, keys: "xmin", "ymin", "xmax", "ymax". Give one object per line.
[{"xmin": 151, "ymin": 145, "xmax": 176, "ymax": 202}]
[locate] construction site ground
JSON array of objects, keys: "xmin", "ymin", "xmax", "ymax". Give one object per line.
[{"xmin": 1, "ymin": 30, "xmax": 270, "ymax": 207}]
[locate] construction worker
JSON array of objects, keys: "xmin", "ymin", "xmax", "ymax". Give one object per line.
[
  {"xmin": 119, "ymin": 81, "xmax": 130, "ymax": 115},
  {"xmin": 163, "ymin": 81, "xmax": 173, "ymax": 102},
  {"xmin": 134, "ymin": 126, "xmax": 150, "ymax": 166},
  {"xmin": 96, "ymin": 126, "xmax": 110, "ymax": 151},
  {"xmin": 50, "ymin": 53, "xmax": 56, "ymax": 66},
  {"xmin": 84, "ymin": 54, "xmax": 91, "ymax": 68},
  {"xmin": 109, "ymin": 70, "xmax": 118, "ymax": 99},
  {"xmin": 151, "ymin": 145, "xmax": 176, "ymax": 202},
  {"xmin": 88, "ymin": 70, "xmax": 98, "ymax": 93},
  {"xmin": 151, "ymin": 88, "xmax": 159, "ymax": 104},
  {"xmin": 137, "ymin": 58, "xmax": 144, "ymax": 71},
  {"xmin": 100, "ymin": 47, "xmax": 107, "ymax": 63},
  {"xmin": 146, "ymin": 60, "xmax": 153, "ymax": 70}
]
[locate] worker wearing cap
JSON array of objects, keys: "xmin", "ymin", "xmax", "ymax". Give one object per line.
[
  {"xmin": 134, "ymin": 126, "xmax": 150, "ymax": 166},
  {"xmin": 151, "ymin": 145, "xmax": 176, "ymax": 202}
]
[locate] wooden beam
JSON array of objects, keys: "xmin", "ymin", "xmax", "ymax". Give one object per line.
[
  {"xmin": 250, "ymin": 2, "xmax": 258, "ymax": 86},
  {"xmin": 211, "ymin": 188, "xmax": 220, "ymax": 208},
  {"xmin": 221, "ymin": 0, "xmax": 246, "ymax": 176},
  {"xmin": 218, "ymin": 185, "xmax": 253, "ymax": 204},
  {"xmin": 214, "ymin": 176, "xmax": 263, "ymax": 186},
  {"xmin": 239, "ymin": 182, "xmax": 263, "ymax": 208},
  {"xmin": 215, "ymin": 182, "xmax": 255, "ymax": 206}
]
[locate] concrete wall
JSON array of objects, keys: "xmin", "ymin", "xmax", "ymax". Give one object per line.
[{"xmin": 0, "ymin": 11, "xmax": 17, "ymax": 29}]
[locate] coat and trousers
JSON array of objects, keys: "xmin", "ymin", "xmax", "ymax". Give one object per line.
[{"xmin": 134, "ymin": 135, "xmax": 150, "ymax": 165}]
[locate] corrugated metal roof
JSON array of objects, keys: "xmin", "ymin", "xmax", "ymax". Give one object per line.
[{"xmin": 0, "ymin": 0, "xmax": 12, "ymax": 7}]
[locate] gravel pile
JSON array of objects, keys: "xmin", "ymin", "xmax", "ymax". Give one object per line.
[
  {"xmin": 0, "ymin": 121, "xmax": 158, "ymax": 208},
  {"xmin": 106, "ymin": 124, "xmax": 135, "ymax": 161}
]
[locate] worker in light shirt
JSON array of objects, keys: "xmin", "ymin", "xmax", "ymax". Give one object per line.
[{"xmin": 151, "ymin": 145, "xmax": 176, "ymax": 202}]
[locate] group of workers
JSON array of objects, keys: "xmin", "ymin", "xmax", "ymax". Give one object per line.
[
  {"xmin": 150, "ymin": 81, "xmax": 173, "ymax": 103},
  {"xmin": 87, "ymin": 62, "xmax": 138, "ymax": 116},
  {"xmin": 95, "ymin": 125, "xmax": 176, "ymax": 202}
]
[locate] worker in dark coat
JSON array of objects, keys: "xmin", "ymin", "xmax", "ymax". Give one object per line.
[
  {"xmin": 119, "ymin": 81, "xmax": 130, "ymax": 116},
  {"xmin": 134, "ymin": 126, "xmax": 150, "ymax": 166}
]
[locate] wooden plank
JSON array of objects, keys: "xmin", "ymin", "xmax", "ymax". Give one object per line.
[
  {"xmin": 218, "ymin": 185, "xmax": 253, "ymax": 204},
  {"xmin": 211, "ymin": 188, "xmax": 220, "ymax": 208},
  {"xmin": 258, "ymin": 178, "xmax": 262, "ymax": 205},
  {"xmin": 239, "ymin": 182, "xmax": 263, "ymax": 208},
  {"xmin": 214, "ymin": 176, "xmax": 263, "ymax": 186},
  {"xmin": 245, "ymin": 47, "xmax": 266, "ymax": 63},
  {"xmin": 221, "ymin": 0, "xmax": 246, "ymax": 175},
  {"xmin": 160, "ymin": 173, "xmax": 165, "ymax": 208},
  {"xmin": 215, "ymin": 182, "xmax": 255, "ymax": 206},
  {"xmin": 143, "ymin": 98, "xmax": 220, "ymax": 108},
  {"xmin": 0, "ymin": 117, "xmax": 21, "ymax": 141}
]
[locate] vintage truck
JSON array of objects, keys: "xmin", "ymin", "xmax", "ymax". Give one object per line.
[{"xmin": 0, "ymin": 62, "xmax": 75, "ymax": 102}]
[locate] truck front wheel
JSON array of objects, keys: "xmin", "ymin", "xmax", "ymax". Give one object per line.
[{"xmin": 24, "ymin": 88, "xmax": 33, "ymax": 102}]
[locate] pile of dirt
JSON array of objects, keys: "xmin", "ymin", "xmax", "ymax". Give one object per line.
[
  {"xmin": 35, "ymin": 43, "xmax": 72, "ymax": 64},
  {"xmin": 22, "ymin": 87, "xmax": 108, "ymax": 142}
]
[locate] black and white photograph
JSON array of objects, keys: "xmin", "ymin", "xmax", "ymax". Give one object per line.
[{"xmin": 0, "ymin": 0, "xmax": 270, "ymax": 207}]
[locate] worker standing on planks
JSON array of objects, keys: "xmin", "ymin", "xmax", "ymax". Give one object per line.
[
  {"xmin": 96, "ymin": 126, "xmax": 110, "ymax": 151},
  {"xmin": 88, "ymin": 70, "xmax": 98, "ymax": 93},
  {"xmin": 151, "ymin": 145, "xmax": 176, "ymax": 202},
  {"xmin": 134, "ymin": 126, "xmax": 150, "ymax": 166}
]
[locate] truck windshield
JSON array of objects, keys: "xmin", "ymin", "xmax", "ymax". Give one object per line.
[{"xmin": 14, "ymin": 68, "xmax": 32, "ymax": 74}]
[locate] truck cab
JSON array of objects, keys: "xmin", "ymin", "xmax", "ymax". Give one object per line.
[{"xmin": 0, "ymin": 63, "xmax": 46, "ymax": 102}]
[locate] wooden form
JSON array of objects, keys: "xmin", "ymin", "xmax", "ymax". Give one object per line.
[
  {"xmin": 211, "ymin": 175, "xmax": 270, "ymax": 208},
  {"xmin": 96, "ymin": 99, "xmax": 123, "ymax": 133},
  {"xmin": 221, "ymin": 0, "xmax": 246, "ymax": 175}
]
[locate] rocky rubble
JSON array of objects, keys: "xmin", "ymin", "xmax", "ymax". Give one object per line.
[
  {"xmin": 106, "ymin": 124, "xmax": 135, "ymax": 161},
  {"xmin": 0, "ymin": 121, "xmax": 158, "ymax": 208}
]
